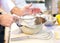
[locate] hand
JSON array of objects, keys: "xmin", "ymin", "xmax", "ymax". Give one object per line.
[
  {"xmin": 0, "ymin": 14, "xmax": 14, "ymax": 27},
  {"xmin": 23, "ymin": 4, "xmax": 42, "ymax": 15},
  {"xmin": 11, "ymin": 3, "xmax": 32, "ymax": 16}
]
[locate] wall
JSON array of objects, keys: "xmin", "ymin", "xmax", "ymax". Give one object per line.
[{"xmin": 52, "ymin": 0, "xmax": 58, "ymax": 14}]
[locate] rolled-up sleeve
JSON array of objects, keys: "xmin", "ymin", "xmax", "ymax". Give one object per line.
[{"xmin": 1, "ymin": 0, "xmax": 15, "ymax": 12}]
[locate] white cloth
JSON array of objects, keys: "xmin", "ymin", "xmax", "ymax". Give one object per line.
[
  {"xmin": 1, "ymin": 0, "xmax": 15, "ymax": 12},
  {"xmin": 1, "ymin": 0, "xmax": 27, "ymax": 12},
  {"xmin": 13, "ymin": 0, "xmax": 27, "ymax": 8}
]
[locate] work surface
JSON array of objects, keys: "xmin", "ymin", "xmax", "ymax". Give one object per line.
[
  {"xmin": 9, "ymin": 33, "xmax": 60, "ymax": 43},
  {"xmin": 5, "ymin": 24, "xmax": 60, "ymax": 43}
]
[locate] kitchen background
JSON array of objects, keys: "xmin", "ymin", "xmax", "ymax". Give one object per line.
[{"xmin": 25, "ymin": 0, "xmax": 59, "ymax": 15}]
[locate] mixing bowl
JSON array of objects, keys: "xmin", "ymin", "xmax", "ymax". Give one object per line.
[{"xmin": 19, "ymin": 15, "xmax": 43, "ymax": 35}]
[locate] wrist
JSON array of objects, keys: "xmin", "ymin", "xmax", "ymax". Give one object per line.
[{"xmin": 11, "ymin": 7, "xmax": 24, "ymax": 16}]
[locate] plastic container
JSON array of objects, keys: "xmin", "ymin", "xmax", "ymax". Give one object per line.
[{"xmin": 54, "ymin": 26, "xmax": 60, "ymax": 40}]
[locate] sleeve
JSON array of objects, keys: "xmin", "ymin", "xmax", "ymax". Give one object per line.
[
  {"xmin": 1, "ymin": 0, "xmax": 15, "ymax": 13},
  {"xmin": 14, "ymin": 0, "xmax": 27, "ymax": 8}
]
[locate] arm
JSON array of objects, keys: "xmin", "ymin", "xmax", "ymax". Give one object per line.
[
  {"xmin": 11, "ymin": 3, "xmax": 32, "ymax": 16},
  {"xmin": 1, "ymin": 0, "xmax": 23, "ymax": 16},
  {"xmin": 1, "ymin": 0, "xmax": 32, "ymax": 16},
  {"xmin": 1, "ymin": 0, "xmax": 15, "ymax": 13}
]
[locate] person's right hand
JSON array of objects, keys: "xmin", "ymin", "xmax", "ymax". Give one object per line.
[{"xmin": 0, "ymin": 14, "xmax": 14, "ymax": 27}]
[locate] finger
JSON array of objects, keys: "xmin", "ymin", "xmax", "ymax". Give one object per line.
[{"xmin": 25, "ymin": 3, "xmax": 32, "ymax": 9}]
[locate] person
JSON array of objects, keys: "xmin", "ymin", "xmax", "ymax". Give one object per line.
[
  {"xmin": 0, "ymin": 0, "xmax": 33, "ymax": 43},
  {"xmin": 0, "ymin": 0, "xmax": 18, "ymax": 43},
  {"xmin": 1, "ymin": 0, "xmax": 43, "ymax": 16},
  {"xmin": 0, "ymin": 0, "xmax": 32, "ymax": 43},
  {"xmin": 0, "ymin": 8, "xmax": 19, "ymax": 43},
  {"xmin": 14, "ymin": 0, "xmax": 43, "ymax": 14},
  {"xmin": 1, "ymin": 0, "xmax": 32, "ymax": 16}
]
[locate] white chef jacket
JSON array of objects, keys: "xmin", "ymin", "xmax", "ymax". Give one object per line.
[
  {"xmin": 1, "ymin": 0, "xmax": 47, "ymax": 13},
  {"xmin": 1, "ymin": 0, "xmax": 15, "ymax": 13},
  {"xmin": 13, "ymin": 0, "xmax": 27, "ymax": 8},
  {"xmin": 1, "ymin": 0, "xmax": 27, "ymax": 13}
]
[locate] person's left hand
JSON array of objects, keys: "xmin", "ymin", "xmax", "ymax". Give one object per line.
[
  {"xmin": 11, "ymin": 3, "xmax": 32, "ymax": 16},
  {"xmin": 23, "ymin": 4, "xmax": 42, "ymax": 15}
]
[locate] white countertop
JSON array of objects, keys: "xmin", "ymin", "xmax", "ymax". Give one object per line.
[
  {"xmin": 5, "ymin": 23, "xmax": 60, "ymax": 43},
  {"xmin": 9, "ymin": 33, "xmax": 60, "ymax": 43},
  {"xmin": 6, "ymin": 22, "xmax": 60, "ymax": 43}
]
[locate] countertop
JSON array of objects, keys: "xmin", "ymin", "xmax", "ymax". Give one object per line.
[{"xmin": 5, "ymin": 23, "xmax": 60, "ymax": 43}]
